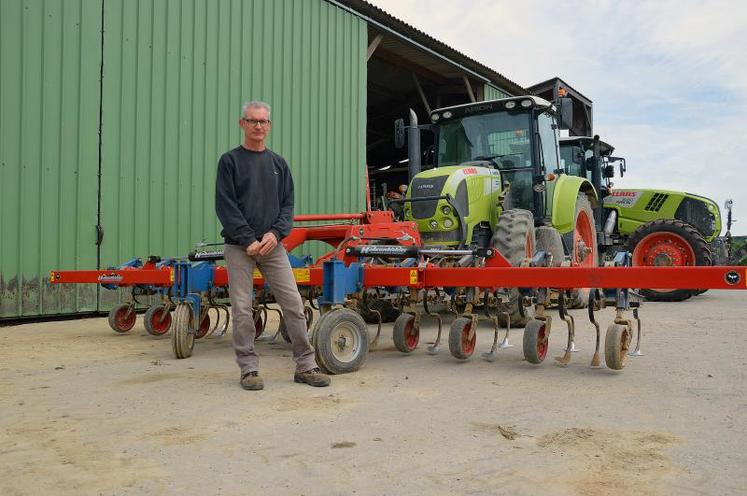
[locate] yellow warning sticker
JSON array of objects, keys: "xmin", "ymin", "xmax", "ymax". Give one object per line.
[
  {"xmin": 409, "ymin": 269, "xmax": 419, "ymax": 284},
  {"xmin": 293, "ymin": 268, "xmax": 311, "ymax": 283},
  {"xmin": 170, "ymin": 269, "xmax": 175, "ymax": 283},
  {"xmin": 49, "ymin": 271, "xmax": 55, "ymax": 283},
  {"xmin": 253, "ymin": 269, "xmax": 262, "ymax": 279}
]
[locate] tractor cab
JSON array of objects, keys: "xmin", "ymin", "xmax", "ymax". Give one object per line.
[
  {"xmin": 559, "ymin": 136, "xmax": 625, "ymax": 193},
  {"xmin": 399, "ymin": 96, "xmax": 563, "ymax": 247}
]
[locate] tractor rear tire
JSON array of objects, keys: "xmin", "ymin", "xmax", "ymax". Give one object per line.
[
  {"xmin": 628, "ymin": 219, "xmax": 713, "ymax": 302},
  {"xmin": 492, "ymin": 209, "xmax": 535, "ymax": 328},
  {"xmin": 563, "ymin": 193, "xmax": 598, "ymax": 308}
]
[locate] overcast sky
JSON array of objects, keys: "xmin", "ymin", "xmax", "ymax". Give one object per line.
[{"xmin": 369, "ymin": 0, "xmax": 747, "ymax": 235}]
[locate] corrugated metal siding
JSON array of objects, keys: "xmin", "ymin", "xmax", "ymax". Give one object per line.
[
  {"xmin": 484, "ymin": 84, "xmax": 510, "ymax": 100},
  {"xmin": 99, "ymin": 0, "xmax": 367, "ymax": 307},
  {"xmin": 0, "ymin": 0, "xmax": 101, "ymax": 318}
]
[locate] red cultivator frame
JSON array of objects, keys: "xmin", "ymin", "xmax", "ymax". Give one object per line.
[{"xmin": 51, "ymin": 212, "xmax": 747, "ymax": 374}]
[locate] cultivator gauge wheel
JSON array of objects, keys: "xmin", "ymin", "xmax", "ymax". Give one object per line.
[
  {"xmin": 143, "ymin": 304, "xmax": 171, "ymax": 336},
  {"xmin": 392, "ymin": 313, "xmax": 419, "ymax": 354},
  {"xmin": 314, "ymin": 308, "xmax": 369, "ymax": 375},
  {"xmin": 171, "ymin": 303, "xmax": 195, "ymax": 359},
  {"xmin": 523, "ymin": 319, "xmax": 549, "ymax": 364},
  {"xmin": 448, "ymin": 317, "xmax": 476, "ymax": 360},
  {"xmin": 108, "ymin": 303, "xmax": 136, "ymax": 333},
  {"xmin": 604, "ymin": 323, "xmax": 631, "ymax": 370}
]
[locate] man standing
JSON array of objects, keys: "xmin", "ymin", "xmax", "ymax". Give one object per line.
[{"xmin": 215, "ymin": 101, "xmax": 330, "ymax": 390}]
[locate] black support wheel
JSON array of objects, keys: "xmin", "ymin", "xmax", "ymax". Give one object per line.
[
  {"xmin": 448, "ymin": 317, "xmax": 476, "ymax": 360},
  {"xmin": 604, "ymin": 323, "xmax": 631, "ymax": 370},
  {"xmin": 171, "ymin": 303, "xmax": 195, "ymax": 359},
  {"xmin": 314, "ymin": 308, "xmax": 369, "ymax": 375},
  {"xmin": 628, "ymin": 219, "xmax": 713, "ymax": 302},
  {"xmin": 108, "ymin": 304, "xmax": 136, "ymax": 333},
  {"xmin": 523, "ymin": 319, "xmax": 549, "ymax": 365},
  {"xmin": 143, "ymin": 304, "xmax": 171, "ymax": 336},
  {"xmin": 492, "ymin": 209, "xmax": 536, "ymax": 328},
  {"xmin": 392, "ymin": 313, "xmax": 419, "ymax": 354},
  {"xmin": 358, "ymin": 297, "xmax": 401, "ymax": 324}
]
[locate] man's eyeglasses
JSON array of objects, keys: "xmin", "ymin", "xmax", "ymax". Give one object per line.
[{"xmin": 242, "ymin": 118, "xmax": 271, "ymax": 127}]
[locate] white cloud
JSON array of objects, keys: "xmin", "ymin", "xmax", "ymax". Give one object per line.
[{"xmin": 369, "ymin": 0, "xmax": 747, "ymax": 234}]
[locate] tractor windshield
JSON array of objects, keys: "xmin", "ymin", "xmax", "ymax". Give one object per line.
[
  {"xmin": 436, "ymin": 111, "xmax": 531, "ymax": 170},
  {"xmin": 437, "ymin": 111, "xmax": 534, "ymax": 210}
]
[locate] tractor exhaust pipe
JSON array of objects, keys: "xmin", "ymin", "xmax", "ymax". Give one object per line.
[{"xmin": 407, "ymin": 109, "xmax": 421, "ymax": 181}]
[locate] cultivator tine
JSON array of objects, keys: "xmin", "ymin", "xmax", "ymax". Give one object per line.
[
  {"xmin": 214, "ymin": 304, "xmax": 230, "ymax": 337},
  {"xmin": 369, "ymin": 308, "xmax": 383, "ymax": 350},
  {"xmin": 261, "ymin": 305, "xmax": 284, "ymax": 342},
  {"xmin": 588, "ymin": 289, "xmax": 602, "ymax": 367},
  {"xmin": 555, "ymin": 292, "xmax": 576, "ymax": 366},
  {"xmin": 426, "ymin": 314, "xmax": 443, "ymax": 355},
  {"xmin": 424, "ymin": 296, "xmax": 442, "ymax": 355},
  {"xmin": 499, "ymin": 310, "xmax": 513, "ymax": 349},
  {"xmin": 629, "ymin": 308, "xmax": 644, "ymax": 356},
  {"xmin": 480, "ymin": 293, "xmax": 500, "ymax": 362}
]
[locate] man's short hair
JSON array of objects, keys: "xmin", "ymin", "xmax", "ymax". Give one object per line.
[{"xmin": 241, "ymin": 100, "xmax": 271, "ymax": 117}]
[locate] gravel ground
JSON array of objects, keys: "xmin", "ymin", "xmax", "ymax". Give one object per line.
[{"xmin": 1, "ymin": 291, "xmax": 746, "ymax": 495}]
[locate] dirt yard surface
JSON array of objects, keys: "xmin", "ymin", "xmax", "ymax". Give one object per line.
[{"xmin": 1, "ymin": 291, "xmax": 746, "ymax": 495}]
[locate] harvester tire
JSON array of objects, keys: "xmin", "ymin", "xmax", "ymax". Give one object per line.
[
  {"xmin": 392, "ymin": 313, "xmax": 419, "ymax": 353},
  {"xmin": 492, "ymin": 209, "xmax": 535, "ymax": 328},
  {"xmin": 144, "ymin": 304, "xmax": 171, "ymax": 336},
  {"xmin": 171, "ymin": 303, "xmax": 195, "ymax": 359},
  {"xmin": 314, "ymin": 308, "xmax": 369, "ymax": 375},
  {"xmin": 628, "ymin": 219, "xmax": 713, "ymax": 301},
  {"xmin": 108, "ymin": 304, "xmax": 136, "ymax": 333},
  {"xmin": 359, "ymin": 298, "xmax": 400, "ymax": 324},
  {"xmin": 604, "ymin": 323, "xmax": 630, "ymax": 370},
  {"xmin": 564, "ymin": 193, "xmax": 598, "ymax": 308}
]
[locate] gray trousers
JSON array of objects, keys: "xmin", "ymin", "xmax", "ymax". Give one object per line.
[{"xmin": 224, "ymin": 243, "xmax": 317, "ymax": 375}]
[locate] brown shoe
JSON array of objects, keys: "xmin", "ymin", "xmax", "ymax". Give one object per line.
[
  {"xmin": 240, "ymin": 371, "xmax": 264, "ymax": 390},
  {"xmin": 294, "ymin": 368, "xmax": 331, "ymax": 387}
]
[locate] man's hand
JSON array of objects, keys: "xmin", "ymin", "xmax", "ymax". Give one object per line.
[
  {"xmin": 246, "ymin": 241, "xmax": 262, "ymax": 257},
  {"xmin": 257, "ymin": 232, "xmax": 278, "ymax": 256}
]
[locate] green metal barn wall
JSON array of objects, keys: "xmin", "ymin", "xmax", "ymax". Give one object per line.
[
  {"xmin": 0, "ymin": 0, "xmax": 101, "ymax": 318},
  {"xmin": 99, "ymin": 0, "xmax": 367, "ymax": 308},
  {"xmin": 484, "ymin": 84, "xmax": 510, "ymax": 100},
  {"xmin": 1, "ymin": 0, "xmax": 367, "ymax": 318}
]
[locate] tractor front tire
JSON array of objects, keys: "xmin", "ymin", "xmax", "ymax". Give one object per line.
[
  {"xmin": 628, "ymin": 219, "xmax": 712, "ymax": 302},
  {"xmin": 492, "ymin": 209, "xmax": 536, "ymax": 328}
]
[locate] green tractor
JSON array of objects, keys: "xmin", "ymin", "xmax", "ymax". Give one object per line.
[
  {"xmin": 395, "ymin": 95, "xmax": 599, "ymax": 326},
  {"xmin": 559, "ymin": 136, "xmax": 722, "ymax": 301}
]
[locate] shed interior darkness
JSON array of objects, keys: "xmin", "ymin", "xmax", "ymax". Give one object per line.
[{"xmin": 365, "ymin": 28, "xmax": 481, "ymax": 209}]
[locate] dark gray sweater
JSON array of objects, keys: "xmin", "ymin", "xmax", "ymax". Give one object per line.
[{"xmin": 215, "ymin": 146, "xmax": 294, "ymax": 248}]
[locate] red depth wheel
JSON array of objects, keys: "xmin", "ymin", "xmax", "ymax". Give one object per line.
[
  {"xmin": 523, "ymin": 319, "xmax": 548, "ymax": 364},
  {"xmin": 144, "ymin": 305, "xmax": 172, "ymax": 336},
  {"xmin": 448, "ymin": 317, "xmax": 476, "ymax": 360},
  {"xmin": 392, "ymin": 313, "xmax": 419, "ymax": 353},
  {"xmin": 108, "ymin": 304, "xmax": 136, "ymax": 333},
  {"xmin": 194, "ymin": 311, "xmax": 211, "ymax": 339}
]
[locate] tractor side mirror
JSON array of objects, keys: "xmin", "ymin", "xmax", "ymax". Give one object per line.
[
  {"xmin": 557, "ymin": 97, "xmax": 573, "ymax": 130},
  {"xmin": 394, "ymin": 118, "xmax": 405, "ymax": 149},
  {"xmin": 604, "ymin": 165, "xmax": 615, "ymax": 178}
]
